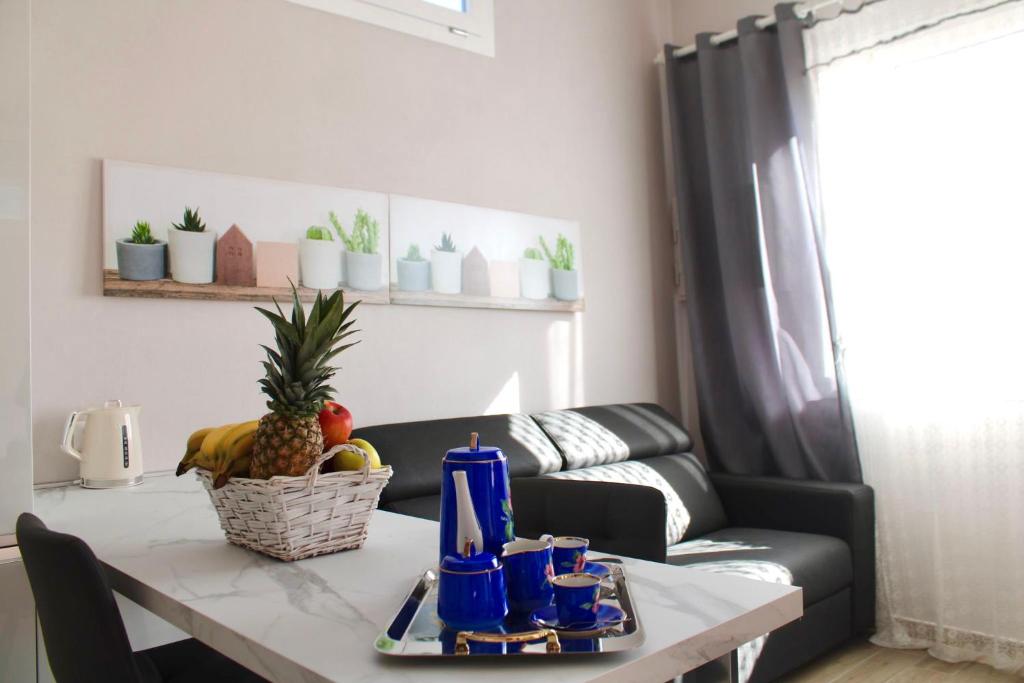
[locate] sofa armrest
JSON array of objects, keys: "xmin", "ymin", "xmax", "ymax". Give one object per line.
[
  {"xmin": 710, "ymin": 473, "xmax": 875, "ymax": 634},
  {"xmin": 510, "ymin": 478, "xmax": 667, "ymax": 563}
]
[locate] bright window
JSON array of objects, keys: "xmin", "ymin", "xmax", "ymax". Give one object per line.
[{"xmin": 285, "ymin": 0, "xmax": 494, "ymax": 56}]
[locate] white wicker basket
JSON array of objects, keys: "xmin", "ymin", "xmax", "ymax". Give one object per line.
[{"xmin": 197, "ymin": 444, "xmax": 392, "ymax": 561}]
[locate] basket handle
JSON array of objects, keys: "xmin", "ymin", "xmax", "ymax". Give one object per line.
[{"xmin": 306, "ymin": 443, "xmax": 371, "ymax": 490}]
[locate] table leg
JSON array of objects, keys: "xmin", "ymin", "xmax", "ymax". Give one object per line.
[{"xmin": 677, "ymin": 649, "xmax": 738, "ymax": 683}]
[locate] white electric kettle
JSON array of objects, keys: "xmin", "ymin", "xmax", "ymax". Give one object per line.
[{"xmin": 61, "ymin": 400, "xmax": 144, "ymax": 488}]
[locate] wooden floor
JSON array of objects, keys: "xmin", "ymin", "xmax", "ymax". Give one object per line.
[{"xmin": 779, "ymin": 640, "xmax": 1023, "ymax": 682}]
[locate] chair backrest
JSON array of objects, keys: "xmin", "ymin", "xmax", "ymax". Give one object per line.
[{"xmin": 16, "ymin": 513, "xmax": 142, "ymax": 683}]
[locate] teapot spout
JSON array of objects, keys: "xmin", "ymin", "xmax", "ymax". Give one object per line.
[{"xmin": 452, "ymin": 470, "xmax": 484, "ymax": 557}]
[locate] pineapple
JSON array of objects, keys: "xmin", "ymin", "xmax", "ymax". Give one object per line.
[{"xmin": 249, "ymin": 285, "xmax": 359, "ymax": 478}]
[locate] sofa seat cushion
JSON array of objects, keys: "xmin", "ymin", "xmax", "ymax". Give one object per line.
[
  {"xmin": 381, "ymin": 494, "xmax": 441, "ymax": 522},
  {"xmin": 353, "ymin": 413, "xmax": 562, "ymax": 505},
  {"xmin": 667, "ymin": 528, "xmax": 852, "ymax": 606},
  {"xmin": 544, "ymin": 453, "xmax": 727, "ymax": 544},
  {"xmin": 532, "ymin": 403, "xmax": 693, "ymax": 469}
]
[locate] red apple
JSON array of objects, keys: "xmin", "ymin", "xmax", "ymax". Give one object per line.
[{"xmin": 318, "ymin": 401, "xmax": 353, "ymax": 449}]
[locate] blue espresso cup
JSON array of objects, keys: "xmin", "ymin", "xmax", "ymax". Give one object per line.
[
  {"xmin": 550, "ymin": 572, "xmax": 601, "ymax": 629},
  {"xmin": 543, "ymin": 535, "xmax": 589, "ymax": 575},
  {"xmin": 502, "ymin": 539, "xmax": 555, "ymax": 614},
  {"xmin": 437, "ymin": 552, "xmax": 508, "ymax": 631}
]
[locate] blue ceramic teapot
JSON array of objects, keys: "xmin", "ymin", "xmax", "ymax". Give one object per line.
[{"xmin": 438, "ymin": 432, "xmax": 514, "ymax": 561}]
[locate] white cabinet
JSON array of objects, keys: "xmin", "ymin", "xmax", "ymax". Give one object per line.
[{"xmin": 0, "ymin": 551, "xmax": 36, "ymax": 683}]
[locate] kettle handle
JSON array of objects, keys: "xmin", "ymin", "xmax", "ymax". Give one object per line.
[{"xmin": 61, "ymin": 411, "xmax": 84, "ymax": 461}]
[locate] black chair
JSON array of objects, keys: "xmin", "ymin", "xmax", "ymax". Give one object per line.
[{"xmin": 16, "ymin": 513, "xmax": 266, "ymax": 683}]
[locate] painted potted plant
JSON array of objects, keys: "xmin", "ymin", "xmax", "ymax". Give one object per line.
[
  {"xmin": 116, "ymin": 221, "xmax": 166, "ymax": 281},
  {"xmin": 518, "ymin": 246, "xmax": 550, "ymax": 300},
  {"xmin": 541, "ymin": 234, "xmax": 579, "ymax": 301},
  {"xmin": 396, "ymin": 244, "xmax": 430, "ymax": 291},
  {"xmin": 299, "ymin": 224, "xmax": 341, "ymax": 290},
  {"xmin": 332, "ymin": 209, "xmax": 382, "ymax": 291},
  {"xmin": 430, "ymin": 232, "xmax": 462, "ymax": 294},
  {"xmin": 167, "ymin": 206, "xmax": 216, "ymax": 284}
]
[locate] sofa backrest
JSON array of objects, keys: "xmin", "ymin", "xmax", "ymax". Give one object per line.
[
  {"xmin": 352, "ymin": 413, "xmax": 562, "ymax": 505},
  {"xmin": 545, "ymin": 454, "xmax": 727, "ymax": 545},
  {"xmin": 531, "ymin": 403, "xmax": 693, "ymax": 470},
  {"xmin": 534, "ymin": 403, "xmax": 726, "ymax": 545}
]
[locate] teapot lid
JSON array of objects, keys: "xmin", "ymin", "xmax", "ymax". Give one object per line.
[
  {"xmin": 440, "ymin": 550, "xmax": 500, "ymax": 573},
  {"xmin": 444, "ymin": 431, "xmax": 504, "ymax": 463}
]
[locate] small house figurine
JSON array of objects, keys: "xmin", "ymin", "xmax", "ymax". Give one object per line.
[
  {"xmin": 488, "ymin": 260, "xmax": 519, "ymax": 299},
  {"xmin": 216, "ymin": 225, "xmax": 255, "ymax": 286},
  {"xmin": 256, "ymin": 241, "xmax": 299, "ymax": 289},
  {"xmin": 462, "ymin": 246, "xmax": 491, "ymax": 297}
]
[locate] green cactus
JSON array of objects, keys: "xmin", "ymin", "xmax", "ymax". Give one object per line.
[
  {"xmin": 523, "ymin": 247, "xmax": 543, "ymax": 260},
  {"xmin": 435, "ymin": 232, "xmax": 457, "ymax": 253},
  {"xmin": 540, "ymin": 234, "xmax": 575, "ymax": 271},
  {"xmin": 172, "ymin": 206, "xmax": 206, "ymax": 233},
  {"xmin": 404, "ymin": 244, "xmax": 424, "ymax": 261},
  {"xmin": 305, "ymin": 225, "xmax": 334, "ymax": 241},
  {"xmin": 130, "ymin": 221, "xmax": 156, "ymax": 245},
  {"xmin": 330, "ymin": 209, "xmax": 380, "ymax": 254}
]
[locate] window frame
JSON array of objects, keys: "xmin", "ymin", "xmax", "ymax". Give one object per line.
[{"xmin": 285, "ymin": 0, "xmax": 495, "ymax": 57}]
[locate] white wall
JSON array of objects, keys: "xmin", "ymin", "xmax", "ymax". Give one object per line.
[
  {"xmin": 31, "ymin": 0, "xmax": 680, "ymax": 483},
  {"xmin": 0, "ymin": 0, "xmax": 33, "ymax": 533}
]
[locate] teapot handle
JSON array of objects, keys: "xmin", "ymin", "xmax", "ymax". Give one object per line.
[{"xmin": 61, "ymin": 412, "xmax": 84, "ymax": 461}]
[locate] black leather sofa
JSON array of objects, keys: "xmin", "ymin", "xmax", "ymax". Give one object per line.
[{"xmin": 353, "ymin": 403, "xmax": 874, "ymax": 682}]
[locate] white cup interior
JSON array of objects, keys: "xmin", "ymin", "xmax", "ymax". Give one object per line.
[
  {"xmin": 503, "ymin": 539, "xmax": 550, "ymax": 555},
  {"xmin": 552, "ymin": 536, "xmax": 588, "ymax": 549},
  {"xmin": 551, "ymin": 572, "xmax": 600, "ymax": 588}
]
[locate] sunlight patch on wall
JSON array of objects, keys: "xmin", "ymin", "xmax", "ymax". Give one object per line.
[
  {"xmin": 483, "ymin": 371, "xmax": 521, "ymax": 415},
  {"xmin": 546, "ymin": 314, "xmax": 585, "ymax": 408}
]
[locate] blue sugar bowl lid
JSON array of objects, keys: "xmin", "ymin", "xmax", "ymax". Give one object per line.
[{"xmin": 440, "ymin": 551, "xmax": 501, "ymax": 574}]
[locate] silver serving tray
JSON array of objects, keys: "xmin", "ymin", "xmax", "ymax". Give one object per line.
[{"xmin": 374, "ymin": 558, "xmax": 645, "ymax": 656}]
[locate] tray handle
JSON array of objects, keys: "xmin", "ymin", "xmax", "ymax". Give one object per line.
[{"xmin": 455, "ymin": 629, "xmax": 561, "ymax": 655}]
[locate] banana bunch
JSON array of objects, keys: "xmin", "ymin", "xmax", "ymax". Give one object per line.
[{"xmin": 176, "ymin": 420, "xmax": 260, "ymax": 489}]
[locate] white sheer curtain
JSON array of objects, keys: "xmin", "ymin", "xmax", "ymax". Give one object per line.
[{"xmin": 807, "ymin": 0, "xmax": 1024, "ymax": 672}]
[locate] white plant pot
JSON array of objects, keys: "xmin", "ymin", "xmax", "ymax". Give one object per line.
[
  {"xmin": 338, "ymin": 246, "xmax": 347, "ymax": 286},
  {"xmin": 167, "ymin": 228, "xmax": 216, "ymax": 284},
  {"xmin": 552, "ymin": 268, "xmax": 580, "ymax": 302},
  {"xmin": 431, "ymin": 249, "xmax": 463, "ymax": 294},
  {"xmin": 518, "ymin": 258, "xmax": 550, "ymax": 300},
  {"xmin": 345, "ymin": 251, "xmax": 383, "ymax": 291},
  {"xmin": 396, "ymin": 259, "xmax": 430, "ymax": 291},
  {"xmin": 299, "ymin": 239, "xmax": 341, "ymax": 290}
]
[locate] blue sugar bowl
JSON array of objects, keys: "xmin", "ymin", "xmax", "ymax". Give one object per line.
[{"xmin": 437, "ymin": 550, "xmax": 509, "ymax": 632}]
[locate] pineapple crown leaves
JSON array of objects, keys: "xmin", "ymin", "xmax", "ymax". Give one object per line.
[
  {"xmin": 254, "ymin": 282, "xmax": 360, "ymax": 416},
  {"xmin": 329, "ymin": 209, "xmax": 380, "ymax": 254},
  {"xmin": 130, "ymin": 220, "xmax": 156, "ymax": 245},
  {"xmin": 540, "ymin": 234, "xmax": 575, "ymax": 271},
  {"xmin": 172, "ymin": 206, "xmax": 206, "ymax": 233},
  {"xmin": 435, "ymin": 232, "xmax": 457, "ymax": 252}
]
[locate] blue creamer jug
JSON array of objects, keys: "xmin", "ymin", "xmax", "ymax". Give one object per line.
[{"xmin": 439, "ymin": 432, "xmax": 514, "ymax": 562}]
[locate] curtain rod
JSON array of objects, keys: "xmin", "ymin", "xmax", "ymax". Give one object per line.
[{"xmin": 654, "ymin": 0, "xmax": 845, "ymax": 64}]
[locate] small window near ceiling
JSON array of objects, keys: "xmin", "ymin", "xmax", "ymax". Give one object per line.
[
  {"xmin": 422, "ymin": 0, "xmax": 465, "ymax": 10},
  {"xmin": 284, "ymin": 0, "xmax": 495, "ymax": 57}
]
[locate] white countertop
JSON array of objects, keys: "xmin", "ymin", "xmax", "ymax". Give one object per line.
[{"xmin": 34, "ymin": 474, "xmax": 801, "ymax": 683}]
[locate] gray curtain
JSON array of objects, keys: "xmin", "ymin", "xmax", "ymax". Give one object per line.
[{"xmin": 664, "ymin": 4, "xmax": 860, "ymax": 482}]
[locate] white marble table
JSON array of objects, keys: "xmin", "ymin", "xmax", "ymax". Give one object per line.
[{"xmin": 34, "ymin": 474, "xmax": 801, "ymax": 683}]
